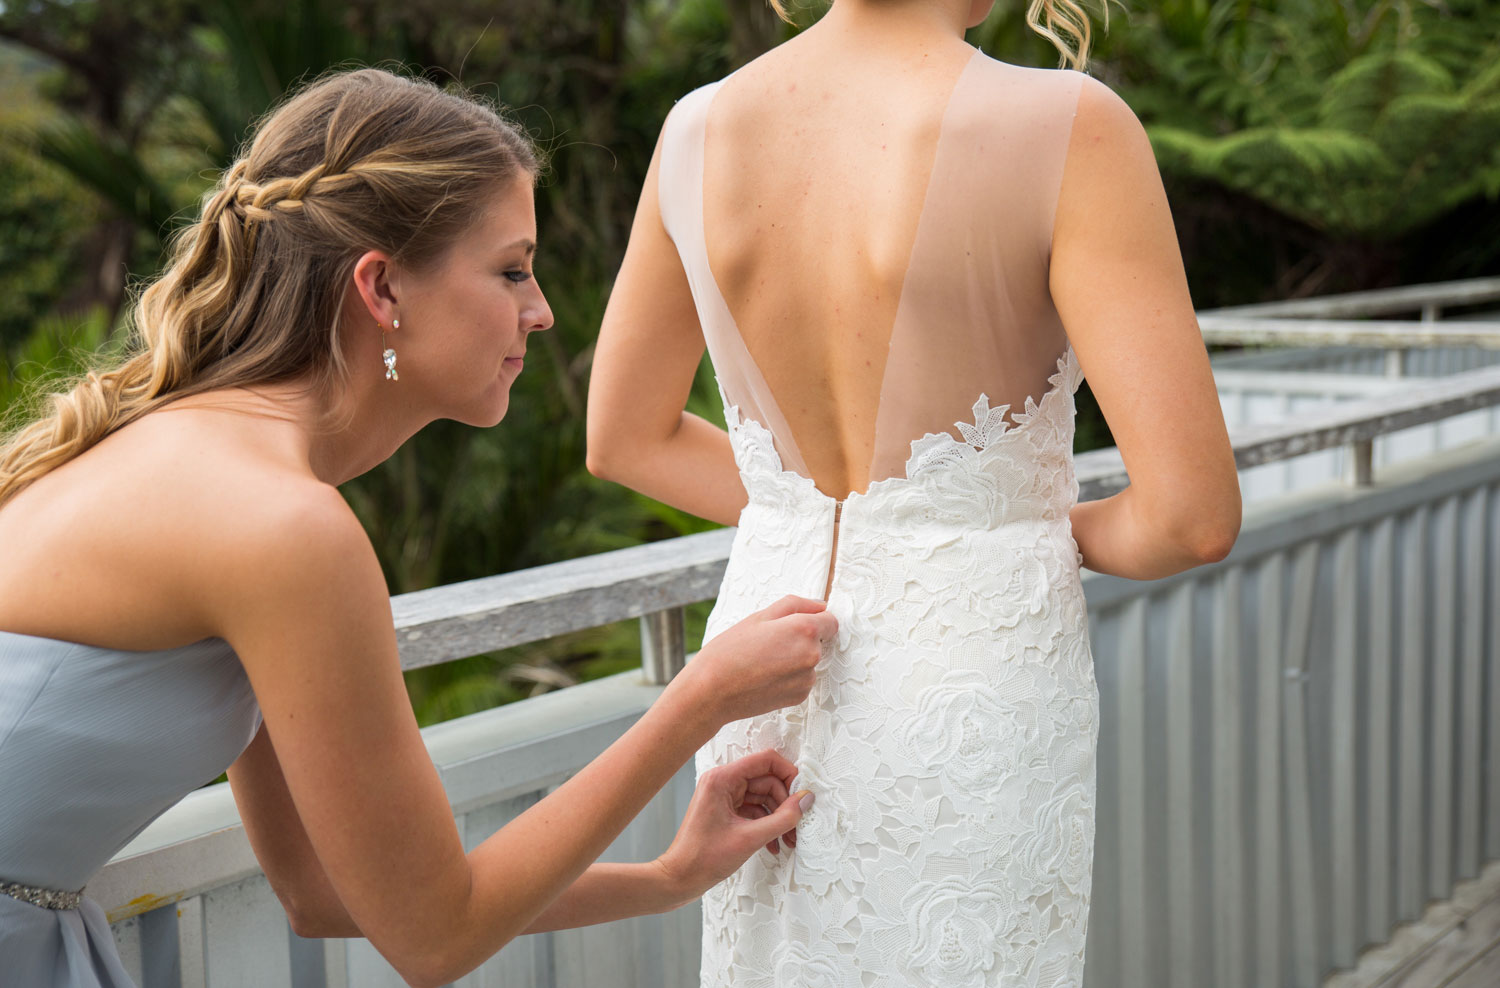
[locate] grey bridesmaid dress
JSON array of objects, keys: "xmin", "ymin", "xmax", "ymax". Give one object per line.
[{"xmin": 0, "ymin": 631, "xmax": 261, "ymax": 986}]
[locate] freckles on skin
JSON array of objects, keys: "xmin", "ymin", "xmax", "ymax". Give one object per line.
[
  {"xmin": 416, "ymin": 182, "xmax": 539, "ymax": 423},
  {"xmin": 422, "ymin": 177, "xmax": 550, "ymax": 429}
]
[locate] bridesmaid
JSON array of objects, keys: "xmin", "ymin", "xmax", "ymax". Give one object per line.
[{"xmin": 0, "ymin": 68, "xmax": 833, "ymax": 987}]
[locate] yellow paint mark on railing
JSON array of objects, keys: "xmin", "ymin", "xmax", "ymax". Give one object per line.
[{"xmin": 106, "ymin": 891, "xmax": 185, "ymax": 923}]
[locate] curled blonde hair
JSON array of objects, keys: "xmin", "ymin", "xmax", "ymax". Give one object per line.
[
  {"xmin": 765, "ymin": 1, "xmax": 1105, "ymax": 71},
  {"xmin": 0, "ymin": 68, "xmax": 538, "ymax": 507}
]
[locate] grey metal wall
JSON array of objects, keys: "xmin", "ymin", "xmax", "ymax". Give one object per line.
[{"xmin": 1082, "ymin": 435, "xmax": 1500, "ymax": 988}]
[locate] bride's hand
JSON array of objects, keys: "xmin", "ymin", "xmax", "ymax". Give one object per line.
[{"xmin": 655, "ymin": 749, "xmax": 813, "ymax": 902}]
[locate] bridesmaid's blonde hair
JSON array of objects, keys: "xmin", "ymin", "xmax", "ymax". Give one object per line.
[
  {"xmin": 765, "ymin": 0, "xmax": 1107, "ymax": 71},
  {"xmin": 0, "ymin": 68, "xmax": 538, "ymax": 507}
]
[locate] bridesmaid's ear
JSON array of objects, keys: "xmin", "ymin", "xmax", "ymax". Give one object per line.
[{"xmin": 350, "ymin": 250, "xmax": 401, "ymax": 330}]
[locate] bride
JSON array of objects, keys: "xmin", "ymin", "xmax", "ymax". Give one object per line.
[{"xmin": 587, "ymin": 0, "xmax": 1241, "ymax": 984}]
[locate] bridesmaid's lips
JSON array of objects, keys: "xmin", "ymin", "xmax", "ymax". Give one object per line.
[{"xmin": 504, "ymin": 356, "xmax": 524, "ymax": 370}]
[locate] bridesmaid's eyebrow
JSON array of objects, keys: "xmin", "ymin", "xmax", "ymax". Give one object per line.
[{"xmin": 502, "ymin": 238, "xmax": 537, "ymax": 257}]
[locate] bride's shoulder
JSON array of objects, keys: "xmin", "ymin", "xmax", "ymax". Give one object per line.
[
  {"xmin": 662, "ymin": 72, "xmax": 734, "ymax": 127},
  {"xmin": 960, "ymin": 53, "xmax": 1132, "ymax": 132}
]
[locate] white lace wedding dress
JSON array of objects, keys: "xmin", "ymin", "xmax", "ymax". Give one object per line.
[{"xmin": 657, "ymin": 47, "xmax": 1098, "ymax": 988}]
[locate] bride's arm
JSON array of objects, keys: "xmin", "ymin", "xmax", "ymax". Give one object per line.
[
  {"xmin": 1052, "ymin": 76, "xmax": 1241, "ymax": 580},
  {"xmin": 586, "ymin": 129, "xmax": 747, "ymax": 527}
]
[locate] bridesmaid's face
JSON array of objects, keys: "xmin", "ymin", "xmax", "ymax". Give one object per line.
[
  {"xmin": 966, "ymin": 0, "xmax": 996, "ymax": 28},
  {"xmin": 398, "ymin": 176, "xmax": 555, "ymax": 428}
]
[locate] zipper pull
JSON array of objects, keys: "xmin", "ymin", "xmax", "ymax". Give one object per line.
[{"xmin": 822, "ymin": 499, "xmax": 844, "ymax": 602}]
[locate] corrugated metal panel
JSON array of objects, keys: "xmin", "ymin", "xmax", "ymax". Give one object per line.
[{"xmin": 1081, "ymin": 437, "xmax": 1500, "ymax": 987}]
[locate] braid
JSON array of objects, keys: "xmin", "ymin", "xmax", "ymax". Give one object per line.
[{"xmin": 235, "ymin": 162, "xmax": 363, "ymax": 218}]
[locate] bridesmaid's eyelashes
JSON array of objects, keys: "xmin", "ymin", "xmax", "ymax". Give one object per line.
[{"xmin": 504, "ymin": 269, "xmax": 533, "ymax": 283}]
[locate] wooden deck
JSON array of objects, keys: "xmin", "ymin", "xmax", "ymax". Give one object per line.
[{"xmin": 1326, "ymin": 861, "xmax": 1500, "ymax": 988}]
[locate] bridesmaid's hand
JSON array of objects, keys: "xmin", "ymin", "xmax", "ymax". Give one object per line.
[
  {"xmin": 683, "ymin": 595, "xmax": 837, "ymax": 727},
  {"xmin": 655, "ymin": 750, "xmax": 813, "ymax": 902}
]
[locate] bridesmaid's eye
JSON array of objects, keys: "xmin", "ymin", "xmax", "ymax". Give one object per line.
[{"xmin": 504, "ymin": 270, "xmax": 533, "ymax": 283}]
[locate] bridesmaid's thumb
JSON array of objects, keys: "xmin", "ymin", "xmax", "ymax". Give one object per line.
[
  {"xmin": 760, "ymin": 595, "xmax": 827, "ymax": 619},
  {"xmin": 750, "ymin": 789, "xmax": 814, "ymax": 847}
]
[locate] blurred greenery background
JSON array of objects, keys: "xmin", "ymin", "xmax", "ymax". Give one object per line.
[{"xmin": 1, "ymin": 0, "xmax": 1497, "ymax": 726}]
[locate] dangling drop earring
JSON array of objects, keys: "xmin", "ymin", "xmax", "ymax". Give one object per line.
[{"xmin": 381, "ymin": 316, "xmax": 400, "ymax": 382}]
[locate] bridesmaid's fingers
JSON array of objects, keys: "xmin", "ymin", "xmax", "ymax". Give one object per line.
[
  {"xmin": 740, "ymin": 791, "xmax": 773, "ymax": 808},
  {"xmin": 746, "ymin": 775, "xmax": 791, "ymax": 806},
  {"xmin": 733, "ymin": 750, "xmax": 800, "ymax": 791},
  {"xmin": 740, "ymin": 804, "xmax": 769, "ymax": 822}
]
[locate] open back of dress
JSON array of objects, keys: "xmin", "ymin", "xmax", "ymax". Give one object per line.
[{"xmin": 658, "ymin": 47, "xmax": 1085, "ymax": 498}]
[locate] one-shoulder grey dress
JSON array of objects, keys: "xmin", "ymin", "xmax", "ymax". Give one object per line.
[{"xmin": 0, "ymin": 631, "xmax": 261, "ymax": 987}]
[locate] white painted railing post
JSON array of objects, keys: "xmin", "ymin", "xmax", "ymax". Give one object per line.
[
  {"xmin": 1346, "ymin": 439, "xmax": 1375, "ymax": 487},
  {"xmin": 640, "ymin": 607, "xmax": 687, "ymax": 684},
  {"xmin": 1385, "ymin": 348, "xmax": 1405, "ymax": 378}
]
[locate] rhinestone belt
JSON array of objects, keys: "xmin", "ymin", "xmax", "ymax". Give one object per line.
[{"xmin": 0, "ymin": 879, "xmax": 84, "ymax": 910}]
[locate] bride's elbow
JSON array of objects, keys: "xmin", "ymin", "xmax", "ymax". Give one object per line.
[
  {"xmin": 1190, "ymin": 523, "xmax": 1238, "ymax": 564},
  {"xmin": 1183, "ymin": 497, "xmax": 1242, "ymax": 565}
]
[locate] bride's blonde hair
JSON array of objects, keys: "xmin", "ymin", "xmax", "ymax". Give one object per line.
[
  {"xmin": 765, "ymin": 0, "xmax": 1106, "ymax": 71},
  {"xmin": 0, "ymin": 68, "xmax": 538, "ymax": 507}
]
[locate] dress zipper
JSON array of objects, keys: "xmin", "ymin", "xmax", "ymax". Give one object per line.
[{"xmin": 821, "ymin": 500, "xmax": 844, "ymax": 602}]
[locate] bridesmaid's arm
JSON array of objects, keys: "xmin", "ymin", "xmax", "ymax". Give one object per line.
[
  {"xmin": 586, "ymin": 127, "xmax": 747, "ymax": 528},
  {"xmin": 231, "ymin": 695, "xmax": 807, "ymax": 940},
  {"xmin": 229, "ymin": 725, "xmax": 361, "ymax": 937},
  {"xmin": 231, "ymin": 742, "xmax": 692, "ymax": 939}
]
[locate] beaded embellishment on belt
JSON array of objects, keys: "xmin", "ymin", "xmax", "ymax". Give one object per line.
[{"xmin": 0, "ymin": 879, "xmax": 84, "ymax": 910}]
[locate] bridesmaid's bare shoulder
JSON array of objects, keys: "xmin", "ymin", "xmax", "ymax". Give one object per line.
[{"xmin": 0, "ymin": 403, "xmax": 367, "ymax": 650}]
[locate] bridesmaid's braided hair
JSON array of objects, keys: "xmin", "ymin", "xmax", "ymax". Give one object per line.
[{"xmin": 0, "ymin": 68, "xmax": 538, "ymax": 506}]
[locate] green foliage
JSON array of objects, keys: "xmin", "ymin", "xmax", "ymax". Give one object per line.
[
  {"xmin": 969, "ymin": 0, "xmax": 1500, "ymax": 300},
  {"xmin": 1110, "ymin": 0, "xmax": 1500, "ymax": 240},
  {"xmin": 32, "ymin": 116, "xmax": 181, "ymax": 238},
  {"xmin": 0, "ymin": 307, "xmax": 118, "ymax": 431},
  {"xmin": 0, "ymin": 139, "xmax": 98, "ymax": 352}
]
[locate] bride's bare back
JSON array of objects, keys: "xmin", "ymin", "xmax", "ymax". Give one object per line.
[{"xmin": 666, "ymin": 34, "xmax": 1081, "ymax": 498}]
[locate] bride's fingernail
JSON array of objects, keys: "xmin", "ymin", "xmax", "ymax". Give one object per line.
[{"xmin": 798, "ymin": 791, "xmax": 815, "ymax": 811}]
